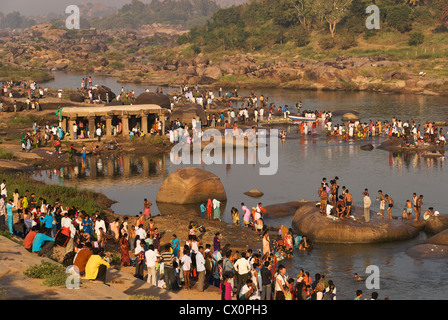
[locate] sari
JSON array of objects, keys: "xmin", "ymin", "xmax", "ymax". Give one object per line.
[{"xmin": 120, "ymin": 237, "xmax": 131, "ymax": 266}]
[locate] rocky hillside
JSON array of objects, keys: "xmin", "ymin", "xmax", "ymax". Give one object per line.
[{"xmin": 1, "ymin": 22, "xmax": 447, "ymax": 96}]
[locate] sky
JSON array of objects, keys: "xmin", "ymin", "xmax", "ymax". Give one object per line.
[
  {"xmin": 0, "ymin": 0, "xmax": 241, "ymax": 16},
  {"xmin": 1, "ymin": 0, "xmax": 146, "ymax": 16}
]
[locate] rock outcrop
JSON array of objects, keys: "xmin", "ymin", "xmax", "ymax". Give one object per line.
[
  {"xmin": 291, "ymin": 203, "xmax": 419, "ymax": 243},
  {"xmin": 134, "ymin": 92, "xmax": 171, "ymax": 109},
  {"xmin": 169, "ymin": 103, "xmax": 206, "ymax": 124},
  {"xmin": 156, "ymin": 167, "xmax": 227, "ymax": 205}
]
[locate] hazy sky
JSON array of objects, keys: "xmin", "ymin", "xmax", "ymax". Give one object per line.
[{"xmin": 1, "ymin": 0, "xmax": 149, "ymax": 16}]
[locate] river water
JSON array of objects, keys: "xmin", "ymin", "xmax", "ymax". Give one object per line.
[{"xmin": 32, "ymin": 72, "xmax": 448, "ymax": 300}]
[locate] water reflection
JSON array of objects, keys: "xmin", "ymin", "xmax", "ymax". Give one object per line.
[{"xmin": 34, "ymin": 153, "xmax": 168, "ymax": 184}]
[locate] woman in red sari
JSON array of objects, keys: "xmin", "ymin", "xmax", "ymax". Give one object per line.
[
  {"xmin": 206, "ymin": 199, "xmax": 213, "ymax": 220},
  {"xmin": 120, "ymin": 233, "xmax": 131, "ymax": 266}
]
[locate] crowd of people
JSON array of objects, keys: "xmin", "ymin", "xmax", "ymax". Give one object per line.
[
  {"xmin": 326, "ymin": 117, "xmax": 447, "ymax": 146},
  {"xmin": 0, "ymin": 177, "xmax": 394, "ymax": 300},
  {"xmin": 0, "ymin": 178, "xmax": 335, "ymax": 300},
  {"xmin": 316, "ymin": 176, "xmax": 438, "ymax": 223}
]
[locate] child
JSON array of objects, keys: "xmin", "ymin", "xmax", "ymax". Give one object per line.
[
  {"xmin": 98, "ymin": 227, "xmax": 107, "ymax": 249},
  {"xmin": 231, "ymin": 207, "xmax": 240, "ymax": 225}
]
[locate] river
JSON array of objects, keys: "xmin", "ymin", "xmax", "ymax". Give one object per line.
[{"xmin": 32, "ymin": 72, "xmax": 448, "ymax": 300}]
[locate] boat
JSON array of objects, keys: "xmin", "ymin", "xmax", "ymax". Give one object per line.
[{"xmin": 288, "ymin": 115, "xmax": 317, "ymax": 122}]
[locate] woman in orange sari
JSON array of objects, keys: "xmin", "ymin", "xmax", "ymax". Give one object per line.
[
  {"xmin": 120, "ymin": 233, "xmax": 131, "ymax": 266},
  {"xmin": 206, "ymin": 199, "xmax": 213, "ymax": 220}
]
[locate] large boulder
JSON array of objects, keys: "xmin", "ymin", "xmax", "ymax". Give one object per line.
[
  {"xmin": 263, "ymin": 201, "xmax": 313, "ymax": 219},
  {"xmin": 405, "ymin": 228, "xmax": 448, "ymax": 259},
  {"xmin": 134, "ymin": 92, "xmax": 171, "ymax": 109},
  {"xmin": 291, "ymin": 203, "xmax": 419, "ymax": 244},
  {"xmin": 169, "ymin": 103, "xmax": 206, "ymax": 124},
  {"xmin": 156, "ymin": 168, "xmax": 227, "ymax": 205},
  {"xmin": 341, "ymin": 113, "xmax": 360, "ymax": 121},
  {"xmin": 423, "ymin": 214, "xmax": 448, "ymax": 234},
  {"xmin": 91, "ymin": 85, "xmax": 116, "ymax": 101},
  {"xmin": 405, "ymin": 243, "xmax": 448, "ymax": 259},
  {"xmin": 426, "ymin": 228, "xmax": 448, "ymax": 246},
  {"xmin": 69, "ymin": 92, "xmax": 85, "ymax": 103}
]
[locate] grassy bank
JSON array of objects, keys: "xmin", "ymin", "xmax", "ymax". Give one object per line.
[
  {"xmin": 0, "ymin": 172, "xmax": 113, "ymax": 215},
  {"xmin": 0, "ymin": 65, "xmax": 53, "ymax": 83}
]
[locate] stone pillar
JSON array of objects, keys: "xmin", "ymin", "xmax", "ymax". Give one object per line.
[
  {"xmin": 88, "ymin": 116, "xmax": 96, "ymax": 138},
  {"xmin": 160, "ymin": 113, "xmax": 165, "ymax": 135},
  {"xmin": 141, "ymin": 114, "xmax": 148, "ymax": 135},
  {"xmin": 105, "ymin": 116, "xmax": 113, "ymax": 136},
  {"xmin": 122, "ymin": 114, "xmax": 130, "ymax": 137},
  {"xmin": 61, "ymin": 118, "xmax": 67, "ymax": 136},
  {"xmin": 68, "ymin": 118, "xmax": 77, "ymax": 140}
]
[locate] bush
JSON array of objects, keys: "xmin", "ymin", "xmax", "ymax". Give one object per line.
[
  {"xmin": 318, "ymin": 36, "xmax": 336, "ymax": 50},
  {"xmin": 290, "ymin": 26, "xmax": 311, "ymax": 47},
  {"xmin": 408, "ymin": 31, "xmax": 424, "ymax": 46},
  {"xmin": 24, "ymin": 260, "xmax": 68, "ymax": 287},
  {"xmin": 339, "ymin": 36, "xmax": 358, "ymax": 50},
  {"xmin": 386, "ymin": 5, "xmax": 412, "ymax": 33},
  {"xmin": 109, "ymin": 62, "xmax": 125, "ymax": 70}
]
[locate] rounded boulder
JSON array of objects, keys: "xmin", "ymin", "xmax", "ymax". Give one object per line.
[
  {"xmin": 291, "ymin": 203, "xmax": 419, "ymax": 244},
  {"xmin": 134, "ymin": 92, "xmax": 171, "ymax": 109},
  {"xmin": 341, "ymin": 113, "xmax": 360, "ymax": 122},
  {"xmin": 156, "ymin": 167, "xmax": 227, "ymax": 205}
]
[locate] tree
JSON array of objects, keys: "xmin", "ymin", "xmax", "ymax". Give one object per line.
[
  {"xmin": 314, "ymin": 0, "xmax": 353, "ymax": 37},
  {"xmin": 441, "ymin": 1, "xmax": 448, "ymax": 26},
  {"xmin": 287, "ymin": 0, "xmax": 316, "ymax": 29}
]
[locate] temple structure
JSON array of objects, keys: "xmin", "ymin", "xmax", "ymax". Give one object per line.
[{"xmin": 58, "ymin": 104, "xmax": 168, "ymax": 138}]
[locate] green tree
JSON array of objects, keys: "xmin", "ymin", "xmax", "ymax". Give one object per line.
[
  {"xmin": 386, "ymin": 4, "xmax": 413, "ymax": 32},
  {"xmin": 408, "ymin": 31, "xmax": 424, "ymax": 45},
  {"xmin": 313, "ymin": 0, "xmax": 353, "ymax": 37}
]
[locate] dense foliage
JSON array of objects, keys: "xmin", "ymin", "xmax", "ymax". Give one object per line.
[
  {"xmin": 0, "ymin": 11, "xmax": 36, "ymax": 29},
  {"xmin": 90, "ymin": 0, "xmax": 220, "ymax": 29},
  {"xmin": 178, "ymin": 0, "xmax": 448, "ymax": 52}
]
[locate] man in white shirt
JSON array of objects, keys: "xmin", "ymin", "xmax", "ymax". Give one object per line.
[
  {"xmin": 234, "ymin": 253, "xmax": 251, "ymax": 295},
  {"xmin": 0, "ymin": 180, "xmax": 7, "ymax": 198},
  {"xmin": 135, "ymin": 224, "xmax": 147, "ymax": 240},
  {"xmin": 94, "ymin": 215, "xmax": 106, "ymax": 241},
  {"xmin": 145, "ymin": 244, "xmax": 158, "ymax": 286},
  {"xmin": 363, "ymin": 191, "xmax": 372, "ymax": 223},
  {"xmin": 239, "ymin": 279, "xmax": 260, "ymax": 300},
  {"xmin": 196, "ymin": 246, "xmax": 206, "ymax": 292},
  {"xmin": 96, "ymin": 127, "xmax": 102, "ymax": 142},
  {"xmin": 61, "ymin": 210, "xmax": 77, "ymax": 253}
]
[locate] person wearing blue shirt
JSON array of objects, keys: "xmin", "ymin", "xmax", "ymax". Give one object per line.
[
  {"xmin": 6, "ymin": 199, "xmax": 15, "ymax": 234},
  {"xmin": 200, "ymin": 201, "xmax": 206, "ymax": 219},
  {"xmin": 32, "ymin": 228, "xmax": 55, "ymax": 257},
  {"xmin": 40, "ymin": 212, "xmax": 54, "ymax": 230},
  {"xmin": 82, "ymin": 213, "xmax": 93, "ymax": 239}
]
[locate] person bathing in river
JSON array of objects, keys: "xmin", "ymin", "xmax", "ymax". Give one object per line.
[
  {"xmin": 403, "ymin": 199, "xmax": 413, "ymax": 220},
  {"xmin": 414, "ymin": 195, "xmax": 423, "ymax": 222},
  {"xmin": 385, "ymin": 194, "xmax": 394, "ymax": 220},
  {"xmin": 143, "ymin": 198, "xmax": 152, "ymax": 219},
  {"xmin": 377, "ymin": 190, "xmax": 386, "ymax": 218},
  {"xmin": 344, "ymin": 190, "xmax": 353, "ymax": 217}
]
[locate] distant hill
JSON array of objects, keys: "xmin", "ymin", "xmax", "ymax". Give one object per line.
[
  {"xmin": 215, "ymin": 0, "xmax": 248, "ymax": 7},
  {"xmin": 84, "ymin": 0, "xmax": 221, "ymax": 29}
]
